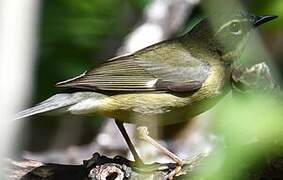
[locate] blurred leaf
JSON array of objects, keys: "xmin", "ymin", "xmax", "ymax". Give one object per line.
[
  {"xmin": 129, "ymin": 0, "xmax": 150, "ymax": 10},
  {"xmin": 191, "ymin": 94, "xmax": 283, "ymax": 180}
]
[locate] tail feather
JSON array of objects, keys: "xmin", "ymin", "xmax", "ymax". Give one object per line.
[{"xmin": 15, "ymin": 93, "xmax": 81, "ymax": 120}]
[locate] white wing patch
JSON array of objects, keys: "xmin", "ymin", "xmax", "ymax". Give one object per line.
[{"xmin": 146, "ymin": 79, "xmax": 158, "ymax": 88}]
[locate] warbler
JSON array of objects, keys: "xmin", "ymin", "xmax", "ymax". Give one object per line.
[{"xmin": 16, "ymin": 13, "xmax": 277, "ymax": 166}]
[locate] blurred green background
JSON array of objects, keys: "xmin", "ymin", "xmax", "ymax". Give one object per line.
[{"xmin": 17, "ymin": 1, "xmax": 283, "ymax": 178}]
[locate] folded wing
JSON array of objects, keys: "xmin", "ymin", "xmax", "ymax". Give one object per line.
[{"xmin": 56, "ymin": 47, "xmax": 210, "ymax": 93}]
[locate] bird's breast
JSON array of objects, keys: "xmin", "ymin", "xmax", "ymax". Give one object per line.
[{"xmin": 190, "ymin": 61, "xmax": 230, "ymax": 102}]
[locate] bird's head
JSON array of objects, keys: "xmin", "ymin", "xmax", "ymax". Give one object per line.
[{"xmin": 186, "ymin": 12, "xmax": 277, "ymax": 62}]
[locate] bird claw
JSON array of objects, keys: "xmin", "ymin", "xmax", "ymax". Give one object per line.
[
  {"xmin": 167, "ymin": 165, "xmax": 185, "ymax": 180},
  {"xmin": 136, "ymin": 126, "xmax": 149, "ymax": 141}
]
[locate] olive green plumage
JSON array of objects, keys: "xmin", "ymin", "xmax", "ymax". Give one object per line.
[{"xmin": 16, "ymin": 13, "xmax": 277, "ymax": 126}]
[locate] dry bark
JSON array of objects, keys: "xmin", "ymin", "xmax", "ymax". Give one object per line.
[{"xmin": 6, "ymin": 153, "xmax": 206, "ymax": 180}]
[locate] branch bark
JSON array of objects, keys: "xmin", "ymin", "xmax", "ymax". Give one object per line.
[
  {"xmin": 6, "ymin": 153, "xmax": 206, "ymax": 180},
  {"xmin": 232, "ymin": 62, "xmax": 282, "ymax": 97}
]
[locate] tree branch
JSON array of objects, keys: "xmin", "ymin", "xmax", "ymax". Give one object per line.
[{"xmin": 6, "ymin": 153, "xmax": 206, "ymax": 180}]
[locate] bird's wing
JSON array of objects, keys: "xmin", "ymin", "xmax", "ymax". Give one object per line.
[{"xmin": 56, "ymin": 44, "xmax": 211, "ymax": 92}]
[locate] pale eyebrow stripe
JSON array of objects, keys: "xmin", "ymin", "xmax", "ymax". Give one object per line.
[{"xmin": 216, "ymin": 19, "xmax": 248, "ymax": 34}]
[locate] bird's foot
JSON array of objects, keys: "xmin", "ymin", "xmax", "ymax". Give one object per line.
[
  {"xmin": 166, "ymin": 165, "xmax": 185, "ymax": 180},
  {"xmin": 137, "ymin": 126, "xmax": 185, "ymax": 179}
]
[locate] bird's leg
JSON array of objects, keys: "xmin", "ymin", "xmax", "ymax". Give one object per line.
[
  {"xmin": 137, "ymin": 126, "xmax": 184, "ymax": 178},
  {"xmin": 115, "ymin": 120, "xmax": 144, "ymax": 165}
]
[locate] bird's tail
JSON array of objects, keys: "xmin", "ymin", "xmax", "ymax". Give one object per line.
[{"xmin": 14, "ymin": 93, "xmax": 83, "ymax": 120}]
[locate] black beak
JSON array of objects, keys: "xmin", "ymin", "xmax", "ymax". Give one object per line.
[{"xmin": 253, "ymin": 15, "xmax": 278, "ymax": 27}]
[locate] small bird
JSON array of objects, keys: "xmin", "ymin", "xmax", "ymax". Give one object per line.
[{"xmin": 16, "ymin": 12, "xmax": 276, "ymax": 170}]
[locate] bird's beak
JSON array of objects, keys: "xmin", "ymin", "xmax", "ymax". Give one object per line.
[{"xmin": 253, "ymin": 15, "xmax": 278, "ymax": 27}]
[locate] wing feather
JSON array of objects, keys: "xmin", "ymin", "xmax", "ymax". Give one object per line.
[{"xmin": 56, "ymin": 43, "xmax": 211, "ymax": 92}]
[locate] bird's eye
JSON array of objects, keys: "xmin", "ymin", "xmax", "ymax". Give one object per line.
[{"xmin": 229, "ymin": 22, "xmax": 242, "ymax": 34}]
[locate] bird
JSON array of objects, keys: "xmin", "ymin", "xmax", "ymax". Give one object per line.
[{"xmin": 15, "ymin": 12, "xmax": 277, "ymax": 172}]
